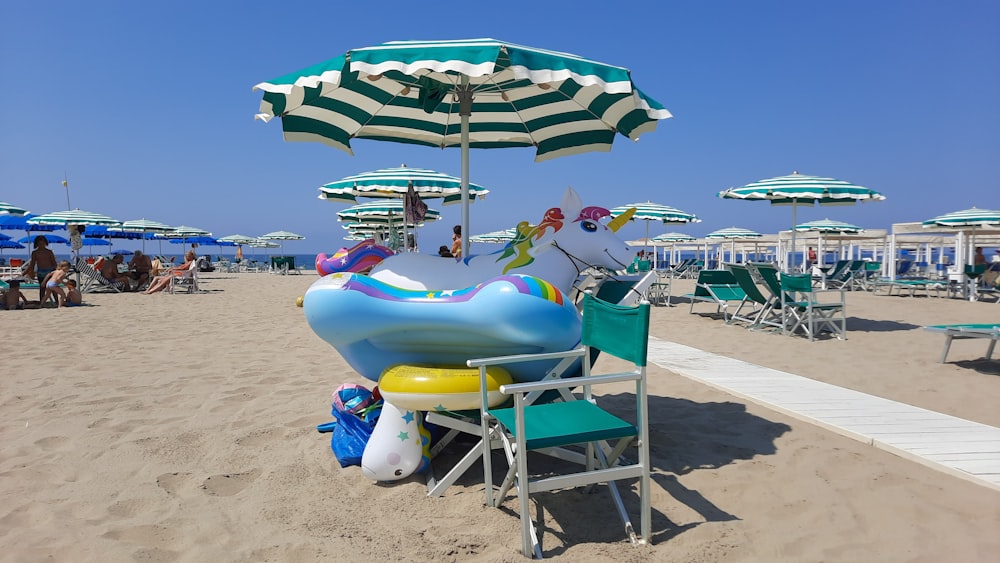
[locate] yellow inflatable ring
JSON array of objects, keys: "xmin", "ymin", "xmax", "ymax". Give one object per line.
[{"xmin": 378, "ymin": 364, "xmax": 513, "ymax": 411}]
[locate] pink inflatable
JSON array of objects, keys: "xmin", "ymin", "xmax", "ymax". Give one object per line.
[{"xmin": 316, "ymin": 239, "xmax": 394, "ymax": 275}]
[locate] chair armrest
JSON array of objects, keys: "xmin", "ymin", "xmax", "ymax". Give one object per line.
[
  {"xmin": 467, "ymin": 347, "xmax": 585, "ymax": 368},
  {"xmin": 499, "ymin": 371, "xmax": 641, "ymax": 395}
]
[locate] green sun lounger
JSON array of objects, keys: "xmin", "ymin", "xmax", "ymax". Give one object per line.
[{"xmin": 924, "ymin": 323, "xmax": 1000, "ymax": 363}]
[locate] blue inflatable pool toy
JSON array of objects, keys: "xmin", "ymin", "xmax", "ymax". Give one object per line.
[{"xmin": 303, "ymin": 273, "xmax": 582, "ymax": 383}]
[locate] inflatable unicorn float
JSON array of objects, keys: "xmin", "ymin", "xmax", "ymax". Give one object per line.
[{"xmin": 303, "ymin": 188, "xmax": 636, "ymax": 481}]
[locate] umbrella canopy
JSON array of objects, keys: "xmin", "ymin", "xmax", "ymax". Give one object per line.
[
  {"xmin": 254, "ymin": 38, "xmax": 671, "ymax": 255},
  {"xmin": 922, "ymin": 207, "xmax": 1000, "ymax": 283},
  {"xmin": 115, "ymin": 219, "xmax": 175, "ymax": 233},
  {"xmin": 248, "ymin": 239, "xmax": 280, "ymax": 248},
  {"xmin": 83, "ymin": 225, "xmax": 148, "ymax": 240},
  {"xmin": 80, "ymin": 237, "xmax": 111, "ymax": 246},
  {"xmin": 610, "ymin": 201, "xmax": 700, "ymax": 253},
  {"xmin": 469, "ymin": 228, "xmax": 518, "ymax": 244},
  {"xmin": 217, "ymin": 234, "xmax": 257, "ymax": 245},
  {"xmin": 169, "ymin": 236, "xmax": 218, "ymax": 245},
  {"xmin": 0, "ymin": 213, "xmax": 59, "ymax": 232},
  {"xmin": 719, "ymin": 172, "xmax": 884, "ymax": 271},
  {"xmin": 922, "ymin": 207, "xmax": 1000, "ymax": 229},
  {"xmin": 166, "ymin": 225, "xmax": 212, "ymax": 238},
  {"xmin": 0, "ymin": 232, "xmax": 9, "ymax": 241},
  {"xmin": 0, "ymin": 201, "xmax": 29, "ymax": 215},
  {"xmin": 27, "ymin": 209, "xmax": 121, "ymax": 227},
  {"xmin": 705, "ymin": 227, "xmax": 762, "ymax": 240},
  {"xmin": 259, "ymin": 230, "xmax": 305, "ymax": 241},
  {"xmin": 0, "ymin": 240, "xmax": 24, "ymax": 249},
  {"xmin": 319, "ymin": 165, "xmax": 489, "ymax": 205},
  {"xmin": 17, "ymin": 234, "xmax": 69, "ymax": 244},
  {"xmin": 706, "ymin": 227, "xmax": 762, "ymax": 265},
  {"xmin": 336, "ymin": 200, "xmax": 441, "ymax": 225},
  {"xmin": 794, "ymin": 218, "xmax": 864, "ymax": 233},
  {"xmin": 652, "ymin": 232, "xmax": 696, "ymax": 243}
]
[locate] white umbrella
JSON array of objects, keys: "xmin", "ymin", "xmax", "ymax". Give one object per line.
[{"xmin": 706, "ymin": 227, "xmax": 762, "ymax": 265}]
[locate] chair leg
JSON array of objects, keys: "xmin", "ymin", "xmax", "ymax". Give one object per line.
[{"xmin": 940, "ymin": 335, "xmax": 954, "ymax": 363}]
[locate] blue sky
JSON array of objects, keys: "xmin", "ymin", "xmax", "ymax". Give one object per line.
[{"xmin": 2, "ymin": 1, "xmax": 998, "ymax": 254}]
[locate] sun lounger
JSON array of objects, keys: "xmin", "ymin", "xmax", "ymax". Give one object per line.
[
  {"xmin": 924, "ymin": 323, "xmax": 1000, "ymax": 363},
  {"xmin": 685, "ymin": 269, "xmax": 751, "ymax": 322}
]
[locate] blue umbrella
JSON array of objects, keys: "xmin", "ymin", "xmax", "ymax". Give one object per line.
[
  {"xmin": 0, "ymin": 232, "xmax": 9, "ymax": 241},
  {"xmin": 17, "ymin": 234, "xmax": 70, "ymax": 244}
]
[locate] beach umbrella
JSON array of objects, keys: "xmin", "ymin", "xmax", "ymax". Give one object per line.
[
  {"xmin": 794, "ymin": 218, "xmax": 865, "ymax": 267},
  {"xmin": 80, "ymin": 237, "xmax": 111, "ymax": 257},
  {"xmin": 0, "ymin": 202, "xmax": 29, "ymax": 215},
  {"xmin": 113, "ymin": 219, "xmax": 174, "ymax": 253},
  {"xmin": 610, "ymin": 202, "xmax": 700, "ymax": 256},
  {"xmin": 254, "ymin": 38, "xmax": 671, "ymax": 256},
  {"xmin": 217, "ymin": 234, "xmax": 256, "ymax": 245},
  {"xmin": 0, "ymin": 232, "xmax": 9, "ymax": 241},
  {"xmin": 27, "ymin": 209, "xmax": 122, "ymax": 227},
  {"xmin": 719, "ymin": 172, "xmax": 885, "ymax": 271},
  {"xmin": 706, "ymin": 227, "xmax": 762, "ymax": 264},
  {"xmin": 17, "ymin": 234, "xmax": 69, "ymax": 245},
  {"xmin": 922, "ymin": 207, "xmax": 1000, "ymax": 296},
  {"xmin": 337, "ymin": 201, "xmax": 441, "ymax": 226},
  {"xmin": 319, "ymin": 165, "xmax": 490, "ymax": 205},
  {"xmin": 28, "ymin": 209, "xmax": 122, "ymax": 261},
  {"xmin": 651, "ymin": 232, "xmax": 696, "ymax": 265},
  {"xmin": 260, "ymin": 230, "xmax": 306, "ymax": 255},
  {"xmin": 166, "ymin": 225, "xmax": 212, "ymax": 237},
  {"xmin": 0, "ymin": 214, "xmax": 61, "ymax": 260},
  {"xmin": 0, "ymin": 239, "xmax": 25, "ymax": 257},
  {"xmin": 469, "ymin": 228, "xmax": 518, "ymax": 244}
]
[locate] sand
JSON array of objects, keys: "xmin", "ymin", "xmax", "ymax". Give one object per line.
[{"xmin": 1, "ymin": 272, "xmax": 998, "ymax": 562}]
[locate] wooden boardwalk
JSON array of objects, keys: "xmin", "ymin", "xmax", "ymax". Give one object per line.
[{"xmin": 647, "ymin": 337, "xmax": 1000, "ymax": 492}]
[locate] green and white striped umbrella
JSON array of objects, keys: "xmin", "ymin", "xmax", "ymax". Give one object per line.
[
  {"xmin": 719, "ymin": 172, "xmax": 884, "ymax": 271},
  {"xmin": 255, "ymin": 38, "xmax": 671, "ymax": 255},
  {"xmin": 115, "ymin": 219, "xmax": 174, "ymax": 233},
  {"xmin": 319, "ymin": 165, "xmax": 489, "ymax": 205},
  {"xmin": 794, "ymin": 219, "xmax": 864, "ymax": 234},
  {"xmin": 0, "ymin": 201, "xmax": 29, "ymax": 215},
  {"xmin": 923, "ymin": 207, "xmax": 1000, "ymax": 277},
  {"xmin": 337, "ymin": 200, "xmax": 441, "ymax": 225},
  {"xmin": 469, "ymin": 228, "xmax": 518, "ymax": 244},
  {"xmin": 260, "ymin": 230, "xmax": 305, "ymax": 241},
  {"xmin": 217, "ymin": 234, "xmax": 257, "ymax": 245},
  {"xmin": 610, "ymin": 201, "xmax": 700, "ymax": 253},
  {"xmin": 27, "ymin": 209, "xmax": 122, "ymax": 226},
  {"xmin": 652, "ymin": 232, "xmax": 696, "ymax": 243},
  {"xmin": 166, "ymin": 225, "xmax": 212, "ymax": 237},
  {"xmin": 706, "ymin": 227, "xmax": 762, "ymax": 265},
  {"xmin": 922, "ymin": 207, "xmax": 1000, "ymax": 229},
  {"xmin": 705, "ymin": 227, "xmax": 762, "ymax": 240}
]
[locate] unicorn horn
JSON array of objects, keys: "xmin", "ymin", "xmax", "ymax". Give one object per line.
[{"xmin": 608, "ymin": 208, "xmax": 636, "ymax": 232}]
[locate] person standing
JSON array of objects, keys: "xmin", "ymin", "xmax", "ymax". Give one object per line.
[
  {"xmin": 973, "ymin": 246, "xmax": 986, "ymax": 266},
  {"xmin": 23, "ymin": 235, "xmax": 57, "ymax": 302}
]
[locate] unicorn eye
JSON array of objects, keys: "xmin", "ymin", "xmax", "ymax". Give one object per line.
[{"xmin": 580, "ymin": 221, "xmax": 597, "ymax": 233}]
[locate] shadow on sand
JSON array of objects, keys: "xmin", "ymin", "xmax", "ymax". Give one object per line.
[{"xmin": 427, "ymin": 392, "xmax": 791, "ymax": 554}]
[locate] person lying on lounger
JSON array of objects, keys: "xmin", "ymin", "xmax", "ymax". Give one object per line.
[{"xmin": 143, "ymin": 250, "xmax": 196, "ymax": 294}]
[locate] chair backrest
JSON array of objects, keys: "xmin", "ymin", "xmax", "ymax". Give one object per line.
[
  {"xmin": 728, "ymin": 263, "xmax": 770, "ymax": 305},
  {"xmin": 965, "ymin": 264, "xmax": 987, "ymax": 276},
  {"xmin": 827, "ymin": 260, "xmax": 850, "ymax": 280},
  {"xmin": 692, "ymin": 269, "xmax": 738, "ymax": 297},
  {"xmin": 581, "ymin": 292, "xmax": 649, "ymax": 367},
  {"xmin": 780, "ymin": 273, "xmax": 813, "ymax": 293}
]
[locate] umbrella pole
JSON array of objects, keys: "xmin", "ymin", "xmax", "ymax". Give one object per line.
[
  {"xmin": 789, "ymin": 202, "xmax": 798, "ymax": 272},
  {"xmin": 458, "ymin": 79, "xmax": 472, "ymax": 258}
]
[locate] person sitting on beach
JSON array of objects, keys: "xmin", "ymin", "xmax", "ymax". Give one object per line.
[
  {"xmin": 144, "ymin": 250, "xmax": 196, "ymax": 294},
  {"xmin": 100, "ymin": 254, "xmax": 133, "ymax": 291},
  {"xmin": 438, "ymin": 245, "xmax": 453, "ymax": 258},
  {"xmin": 42, "ymin": 260, "xmax": 72, "ymax": 307},
  {"xmin": 64, "ymin": 279, "xmax": 83, "ymax": 306},
  {"xmin": 2, "ymin": 279, "xmax": 28, "ymax": 310},
  {"xmin": 127, "ymin": 250, "xmax": 152, "ymax": 290},
  {"xmin": 450, "ymin": 225, "xmax": 462, "ymax": 259}
]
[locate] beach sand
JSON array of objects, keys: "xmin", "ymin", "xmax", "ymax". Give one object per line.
[{"xmin": 1, "ymin": 273, "xmax": 998, "ymax": 562}]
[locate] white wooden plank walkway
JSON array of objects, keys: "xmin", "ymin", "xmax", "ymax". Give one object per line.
[{"xmin": 647, "ymin": 337, "xmax": 1000, "ymax": 492}]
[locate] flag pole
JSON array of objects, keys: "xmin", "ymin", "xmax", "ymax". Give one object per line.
[{"xmin": 62, "ymin": 173, "xmax": 71, "ymax": 210}]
